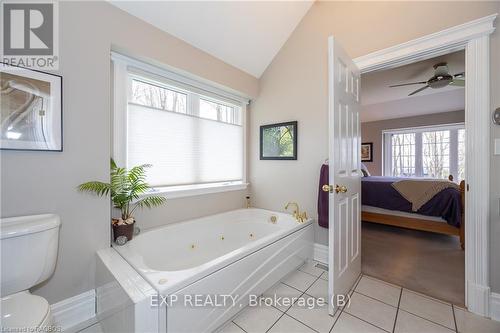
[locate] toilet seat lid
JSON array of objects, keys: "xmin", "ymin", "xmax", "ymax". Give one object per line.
[{"xmin": 1, "ymin": 292, "xmax": 50, "ymax": 328}]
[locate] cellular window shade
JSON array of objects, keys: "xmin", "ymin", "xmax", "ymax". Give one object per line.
[{"xmin": 127, "ymin": 104, "xmax": 243, "ymax": 187}]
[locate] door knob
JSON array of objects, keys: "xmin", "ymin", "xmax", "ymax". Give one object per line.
[
  {"xmin": 335, "ymin": 185, "xmax": 348, "ymax": 193},
  {"xmin": 322, "ymin": 184, "xmax": 332, "ymax": 192}
]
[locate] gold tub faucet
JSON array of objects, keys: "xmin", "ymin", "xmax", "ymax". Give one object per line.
[{"xmin": 285, "ymin": 202, "xmax": 308, "ymax": 223}]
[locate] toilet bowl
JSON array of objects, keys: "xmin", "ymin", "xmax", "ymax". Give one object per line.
[
  {"xmin": 1, "ymin": 291, "xmax": 53, "ymax": 328},
  {"xmin": 0, "ymin": 214, "xmax": 61, "ymax": 330}
]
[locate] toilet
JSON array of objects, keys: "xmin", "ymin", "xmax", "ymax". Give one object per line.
[{"xmin": 1, "ymin": 214, "xmax": 61, "ymax": 329}]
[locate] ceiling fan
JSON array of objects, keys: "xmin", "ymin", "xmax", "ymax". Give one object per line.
[{"xmin": 389, "ymin": 62, "xmax": 465, "ymax": 96}]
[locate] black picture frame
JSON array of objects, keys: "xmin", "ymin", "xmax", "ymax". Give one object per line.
[
  {"xmin": 361, "ymin": 142, "xmax": 373, "ymax": 162},
  {"xmin": 260, "ymin": 121, "xmax": 297, "ymax": 160},
  {"xmin": 0, "ymin": 62, "xmax": 63, "ymax": 152}
]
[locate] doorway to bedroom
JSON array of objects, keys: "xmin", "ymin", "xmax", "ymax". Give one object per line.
[{"xmin": 359, "ymin": 50, "xmax": 466, "ymax": 306}]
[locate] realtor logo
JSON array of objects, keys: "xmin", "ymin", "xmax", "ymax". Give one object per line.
[{"xmin": 1, "ymin": 1, "xmax": 59, "ymax": 69}]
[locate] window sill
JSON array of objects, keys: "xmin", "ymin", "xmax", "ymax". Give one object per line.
[{"xmin": 141, "ymin": 182, "xmax": 249, "ymax": 200}]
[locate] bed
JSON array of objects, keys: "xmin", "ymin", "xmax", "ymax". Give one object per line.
[{"xmin": 361, "ymin": 176, "xmax": 465, "ymax": 249}]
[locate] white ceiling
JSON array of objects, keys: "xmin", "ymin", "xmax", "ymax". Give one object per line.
[
  {"xmin": 110, "ymin": 1, "xmax": 313, "ymax": 78},
  {"xmin": 361, "ymin": 51, "xmax": 465, "ymax": 122}
]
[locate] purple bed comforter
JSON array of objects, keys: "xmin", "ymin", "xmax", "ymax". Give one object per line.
[{"xmin": 361, "ymin": 176, "xmax": 462, "ymax": 227}]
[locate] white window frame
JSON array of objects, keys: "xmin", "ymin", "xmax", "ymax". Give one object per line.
[
  {"xmin": 383, "ymin": 123, "xmax": 465, "ymax": 179},
  {"xmin": 112, "ymin": 52, "xmax": 250, "ymax": 199}
]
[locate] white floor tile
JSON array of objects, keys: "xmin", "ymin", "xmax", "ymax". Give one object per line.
[
  {"xmin": 281, "ymin": 270, "xmax": 317, "ymax": 292},
  {"xmin": 233, "ymin": 304, "xmax": 282, "ymax": 333},
  {"xmin": 399, "ymin": 289, "xmax": 455, "ymax": 330},
  {"xmin": 267, "ymin": 314, "xmax": 315, "ymax": 333},
  {"xmin": 454, "ymin": 306, "xmax": 500, "ymax": 333},
  {"xmin": 344, "ymin": 292, "xmax": 397, "ymax": 332},
  {"xmin": 395, "ymin": 310, "xmax": 455, "ymax": 333},
  {"xmin": 320, "ymin": 271, "xmax": 328, "ymax": 281},
  {"xmin": 305, "ymin": 277, "xmax": 328, "ymax": 300},
  {"xmin": 299, "ymin": 261, "xmax": 326, "ymax": 277},
  {"xmin": 262, "ymin": 282, "xmax": 303, "ymax": 311},
  {"xmin": 331, "ymin": 312, "xmax": 386, "ymax": 333},
  {"xmin": 286, "ymin": 295, "xmax": 335, "ymax": 333},
  {"xmin": 355, "ymin": 276, "xmax": 401, "ymax": 307},
  {"xmin": 217, "ymin": 321, "xmax": 246, "ymax": 333}
]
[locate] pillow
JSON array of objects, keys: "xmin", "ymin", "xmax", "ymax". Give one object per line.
[{"xmin": 361, "ymin": 163, "xmax": 371, "ymax": 177}]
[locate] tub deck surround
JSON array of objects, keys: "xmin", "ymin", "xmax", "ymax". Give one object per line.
[{"xmin": 113, "ymin": 208, "xmax": 314, "ymax": 296}]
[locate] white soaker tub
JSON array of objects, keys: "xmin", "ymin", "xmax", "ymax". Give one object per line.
[{"xmin": 112, "ymin": 208, "xmax": 314, "ymax": 332}]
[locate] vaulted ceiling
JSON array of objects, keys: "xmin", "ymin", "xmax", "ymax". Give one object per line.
[{"xmin": 110, "ymin": 1, "xmax": 313, "ymax": 78}]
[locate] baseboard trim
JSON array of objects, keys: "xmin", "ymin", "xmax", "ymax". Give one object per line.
[
  {"xmin": 313, "ymin": 243, "xmax": 328, "ymax": 264},
  {"xmin": 467, "ymin": 281, "xmax": 491, "ymax": 316},
  {"xmin": 51, "ymin": 290, "xmax": 96, "ymax": 330},
  {"xmin": 490, "ymin": 292, "xmax": 500, "ymax": 322}
]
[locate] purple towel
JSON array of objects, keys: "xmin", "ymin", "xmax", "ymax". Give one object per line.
[{"xmin": 318, "ymin": 164, "xmax": 329, "ymax": 228}]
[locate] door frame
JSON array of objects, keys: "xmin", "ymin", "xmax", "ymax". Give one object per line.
[{"xmin": 353, "ymin": 14, "xmax": 497, "ymax": 317}]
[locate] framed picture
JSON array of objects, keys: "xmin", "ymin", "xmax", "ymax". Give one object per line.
[
  {"xmin": 361, "ymin": 142, "xmax": 373, "ymax": 162},
  {"xmin": 260, "ymin": 121, "xmax": 297, "ymax": 160},
  {"xmin": 1, "ymin": 63, "xmax": 63, "ymax": 151}
]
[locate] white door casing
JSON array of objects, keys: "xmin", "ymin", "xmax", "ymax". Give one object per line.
[
  {"xmin": 327, "ymin": 36, "xmax": 362, "ymax": 315},
  {"xmin": 353, "ymin": 14, "xmax": 496, "ymax": 317}
]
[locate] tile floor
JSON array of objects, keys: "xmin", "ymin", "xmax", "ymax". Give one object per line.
[
  {"xmin": 76, "ymin": 260, "xmax": 500, "ymax": 333},
  {"xmin": 219, "ymin": 261, "xmax": 500, "ymax": 333}
]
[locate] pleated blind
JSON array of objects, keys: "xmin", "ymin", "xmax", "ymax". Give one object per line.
[{"xmin": 126, "ymin": 76, "xmax": 244, "ymax": 187}]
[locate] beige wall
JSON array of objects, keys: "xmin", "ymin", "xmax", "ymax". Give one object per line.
[
  {"xmin": 0, "ymin": 1, "xmax": 257, "ymax": 304},
  {"xmin": 361, "ymin": 110, "xmax": 465, "ymax": 176},
  {"xmin": 249, "ymin": 1, "xmax": 500, "ymax": 291}
]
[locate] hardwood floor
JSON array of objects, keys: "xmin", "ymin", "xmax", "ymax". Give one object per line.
[{"xmin": 361, "ymin": 221, "xmax": 465, "ymax": 306}]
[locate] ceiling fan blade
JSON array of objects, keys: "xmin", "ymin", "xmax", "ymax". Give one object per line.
[
  {"xmin": 408, "ymin": 85, "xmax": 430, "ymax": 96},
  {"xmin": 389, "ymin": 81, "xmax": 427, "ymax": 88},
  {"xmin": 450, "ymin": 79, "xmax": 465, "ymax": 87},
  {"xmin": 454, "ymin": 72, "xmax": 465, "ymax": 78}
]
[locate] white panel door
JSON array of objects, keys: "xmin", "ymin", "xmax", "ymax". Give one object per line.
[{"xmin": 326, "ymin": 36, "xmax": 362, "ymax": 315}]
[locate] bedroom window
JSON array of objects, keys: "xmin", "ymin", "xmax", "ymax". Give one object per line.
[
  {"xmin": 112, "ymin": 53, "xmax": 249, "ymax": 198},
  {"xmin": 383, "ymin": 124, "xmax": 465, "ymax": 180}
]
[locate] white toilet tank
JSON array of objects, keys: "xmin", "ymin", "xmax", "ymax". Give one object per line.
[{"xmin": 0, "ymin": 214, "xmax": 61, "ymax": 297}]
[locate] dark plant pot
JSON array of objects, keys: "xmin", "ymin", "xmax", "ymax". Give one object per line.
[{"xmin": 112, "ymin": 219, "xmax": 135, "ymax": 242}]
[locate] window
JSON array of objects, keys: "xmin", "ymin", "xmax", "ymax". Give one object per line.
[
  {"xmin": 422, "ymin": 130, "xmax": 450, "ymax": 179},
  {"xmin": 384, "ymin": 124, "xmax": 465, "ymax": 180},
  {"xmin": 391, "ymin": 133, "xmax": 416, "ymax": 177},
  {"xmin": 113, "ymin": 54, "xmax": 248, "ymax": 197}
]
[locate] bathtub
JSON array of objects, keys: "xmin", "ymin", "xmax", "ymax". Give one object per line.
[{"xmin": 111, "ymin": 208, "xmax": 314, "ymax": 332}]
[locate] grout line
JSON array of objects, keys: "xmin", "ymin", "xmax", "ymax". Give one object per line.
[
  {"xmin": 281, "ymin": 281, "xmax": 313, "ymax": 294},
  {"xmin": 340, "ymin": 311, "xmax": 392, "ymax": 333},
  {"xmin": 265, "ymin": 309, "xmax": 287, "ymax": 333},
  {"xmin": 361, "ymin": 274, "xmax": 401, "ymax": 289},
  {"xmin": 303, "ymin": 274, "xmax": 324, "ymax": 297},
  {"xmin": 392, "ymin": 288, "xmax": 403, "ymax": 333},
  {"xmin": 266, "ymin": 277, "xmax": 312, "ymax": 333},
  {"xmin": 451, "ymin": 304, "xmax": 458, "ymax": 333},
  {"xmin": 329, "ymin": 273, "xmax": 363, "ymax": 333},
  {"xmin": 231, "ymin": 321, "xmax": 248, "ymax": 333},
  {"xmin": 397, "ymin": 308, "xmax": 456, "ymax": 331},
  {"xmin": 283, "ymin": 289, "xmax": 307, "ymax": 314},
  {"xmin": 401, "ymin": 287, "xmax": 452, "ymax": 306},
  {"xmin": 283, "ymin": 313, "xmax": 321, "ymax": 333},
  {"xmin": 298, "ymin": 267, "xmax": 324, "ymax": 279},
  {"xmin": 352, "ymin": 290, "xmax": 398, "ymax": 309},
  {"xmin": 353, "ymin": 274, "xmax": 363, "ymax": 290}
]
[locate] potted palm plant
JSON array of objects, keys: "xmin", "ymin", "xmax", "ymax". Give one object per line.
[{"xmin": 78, "ymin": 159, "xmax": 166, "ymax": 242}]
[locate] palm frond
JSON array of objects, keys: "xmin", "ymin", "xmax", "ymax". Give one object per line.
[
  {"xmin": 79, "ymin": 159, "xmax": 164, "ymax": 220},
  {"xmin": 128, "ymin": 164, "xmax": 151, "ymax": 182},
  {"xmin": 132, "ymin": 196, "xmax": 167, "ymax": 211},
  {"xmin": 77, "ymin": 181, "xmax": 111, "ymax": 197}
]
